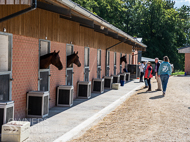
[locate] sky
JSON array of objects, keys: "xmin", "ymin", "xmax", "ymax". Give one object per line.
[{"xmin": 175, "ymin": 0, "xmax": 190, "ymax": 8}]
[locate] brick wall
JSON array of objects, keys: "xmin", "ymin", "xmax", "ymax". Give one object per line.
[
  {"xmin": 185, "ymin": 53, "xmax": 190, "ymax": 75},
  {"xmin": 50, "ymin": 41, "xmax": 66, "ymax": 107},
  {"xmin": 12, "ymin": 35, "xmax": 39, "ymax": 119},
  {"xmin": 11, "ymin": 34, "xmax": 135, "ymax": 119},
  {"xmin": 73, "ymin": 46, "xmax": 85, "ymax": 99}
]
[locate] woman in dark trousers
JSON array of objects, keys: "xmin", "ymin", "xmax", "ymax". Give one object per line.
[
  {"xmin": 158, "ymin": 56, "xmax": 172, "ymax": 96},
  {"xmin": 144, "ymin": 62, "xmax": 153, "ymax": 91}
]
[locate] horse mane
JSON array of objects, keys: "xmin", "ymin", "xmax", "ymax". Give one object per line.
[
  {"xmin": 67, "ymin": 53, "xmax": 76, "ymax": 59},
  {"xmin": 40, "ymin": 52, "xmax": 54, "ymax": 60}
]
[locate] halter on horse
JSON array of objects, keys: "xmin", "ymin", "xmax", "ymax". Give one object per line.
[
  {"xmin": 40, "ymin": 50, "xmax": 63, "ymax": 70},
  {"xmin": 67, "ymin": 51, "xmax": 81, "ymax": 68}
]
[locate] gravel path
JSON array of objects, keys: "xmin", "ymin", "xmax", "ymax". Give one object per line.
[{"xmin": 70, "ymin": 76, "xmax": 190, "ymax": 142}]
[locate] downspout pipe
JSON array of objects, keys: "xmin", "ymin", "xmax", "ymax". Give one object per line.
[
  {"xmin": 105, "ymin": 41, "xmax": 124, "ymax": 76},
  {"xmin": 0, "ymin": 0, "xmax": 37, "ymax": 23}
]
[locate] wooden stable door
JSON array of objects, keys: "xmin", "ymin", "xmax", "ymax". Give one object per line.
[
  {"xmin": 97, "ymin": 49, "xmax": 101, "ymax": 78},
  {"xmin": 0, "ymin": 32, "xmax": 12, "ymax": 101},
  {"xmin": 39, "ymin": 40, "xmax": 50, "ymax": 91},
  {"xmin": 114, "ymin": 52, "xmax": 117, "ymax": 75},
  {"xmin": 84, "ymin": 47, "xmax": 90, "ymax": 81},
  {"xmin": 120, "ymin": 53, "xmax": 122, "ymax": 73},
  {"xmin": 106, "ymin": 51, "xmax": 110, "ymax": 76},
  {"xmin": 66, "ymin": 44, "xmax": 73, "ymax": 86}
]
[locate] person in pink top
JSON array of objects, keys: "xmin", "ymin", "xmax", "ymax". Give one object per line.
[{"xmin": 144, "ymin": 62, "xmax": 153, "ymax": 91}]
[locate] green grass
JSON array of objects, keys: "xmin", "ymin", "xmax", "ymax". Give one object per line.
[{"xmin": 172, "ymin": 71, "xmax": 185, "ymax": 76}]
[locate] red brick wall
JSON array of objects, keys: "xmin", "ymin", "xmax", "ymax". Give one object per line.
[
  {"xmin": 11, "ymin": 34, "xmax": 136, "ymax": 119},
  {"xmin": 185, "ymin": 53, "xmax": 190, "ymax": 75},
  {"xmin": 50, "ymin": 42, "xmax": 66, "ymax": 107},
  {"xmin": 89, "ymin": 48, "xmax": 97, "ymax": 80},
  {"xmin": 101, "ymin": 50, "xmax": 106, "ymax": 77},
  {"xmin": 73, "ymin": 46, "xmax": 85, "ymax": 99},
  {"xmin": 12, "ymin": 35, "xmax": 39, "ymax": 119}
]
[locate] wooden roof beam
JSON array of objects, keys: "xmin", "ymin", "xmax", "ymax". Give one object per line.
[
  {"xmin": 107, "ymin": 31, "xmax": 118, "ymax": 39},
  {"xmin": 60, "ymin": 15, "xmax": 94, "ymax": 28},
  {"xmin": 37, "ymin": 1, "xmax": 71, "ymax": 17}
]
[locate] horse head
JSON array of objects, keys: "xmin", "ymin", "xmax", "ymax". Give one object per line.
[
  {"xmin": 73, "ymin": 51, "xmax": 81, "ymax": 67},
  {"xmin": 51, "ymin": 50, "xmax": 63, "ymax": 70},
  {"xmin": 120, "ymin": 56, "xmax": 127, "ymax": 64}
]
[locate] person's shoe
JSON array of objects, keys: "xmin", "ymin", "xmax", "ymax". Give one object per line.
[
  {"xmin": 144, "ymin": 86, "xmax": 148, "ymax": 88},
  {"xmin": 147, "ymin": 89, "xmax": 151, "ymax": 92},
  {"xmin": 163, "ymin": 92, "xmax": 165, "ymax": 96},
  {"xmin": 155, "ymin": 89, "xmax": 162, "ymax": 91}
]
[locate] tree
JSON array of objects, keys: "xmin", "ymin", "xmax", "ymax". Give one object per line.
[{"xmin": 72, "ymin": 0, "xmax": 190, "ymax": 70}]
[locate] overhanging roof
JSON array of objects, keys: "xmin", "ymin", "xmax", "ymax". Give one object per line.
[
  {"xmin": 178, "ymin": 46, "xmax": 190, "ymax": 53},
  {"xmin": 44, "ymin": 0, "xmax": 147, "ymax": 50},
  {"xmin": 141, "ymin": 57, "xmax": 162, "ymax": 62}
]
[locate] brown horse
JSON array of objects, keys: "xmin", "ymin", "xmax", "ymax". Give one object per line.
[
  {"xmin": 120, "ymin": 56, "xmax": 127, "ymax": 64},
  {"xmin": 67, "ymin": 51, "xmax": 81, "ymax": 67},
  {"xmin": 40, "ymin": 50, "xmax": 63, "ymax": 70}
]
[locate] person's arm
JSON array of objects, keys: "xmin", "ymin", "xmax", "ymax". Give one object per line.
[
  {"xmin": 158, "ymin": 63, "xmax": 162, "ymax": 76},
  {"xmin": 169, "ymin": 64, "xmax": 172, "ymax": 76},
  {"xmin": 147, "ymin": 67, "xmax": 151, "ymax": 78}
]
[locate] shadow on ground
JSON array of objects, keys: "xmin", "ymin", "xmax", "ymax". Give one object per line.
[{"xmin": 149, "ymin": 95, "xmax": 164, "ymax": 99}]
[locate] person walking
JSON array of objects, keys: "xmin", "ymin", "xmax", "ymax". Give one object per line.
[
  {"xmin": 139, "ymin": 62, "xmax": 145, "ymax": 82},
  {"xmin": 143, "ymin": 61, "xmax": 148, "ymax": 88},
  {"xmin": 144, "ymin": 62, "xmax": 153, "ymax": 91},
  {"xmin": 158, "ymin": 56, "xmax": 172, "ymax": 96},
  {"xmin": 155, "ymin": 58, "xmax": 162, "ymax": 91}
]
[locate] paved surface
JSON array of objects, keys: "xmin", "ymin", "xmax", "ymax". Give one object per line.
[
  {"xmin": 26, "ymin": 80, "xmax": 144, "ymax": 142},
  {"xmin": 70, "ymin": 76, "xmax": 190, "ymax": 142}
]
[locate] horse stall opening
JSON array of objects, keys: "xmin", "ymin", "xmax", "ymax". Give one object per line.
[
  {"xmin": 0, "ymin": 32, "xmax": 12, "ymax": 101},
  {"xmin": 84, "ymin": 47, "xmax": 90, "ymax": 81},
  {"xmin": 0, "ymin": 32, "xmax": 14, "ymax": 133},
  {"xmin": 66, "ymin": 44, "xmax": 74, "ymax": 86},
  {"xmin": 106, "ymin": 50, "xmax": 110, "ymax": 76},
  {"xmin": 97, "ymin": 49, "xmax": 101, "ymax": 78},
  {"xmin": 39, "ymin": 40, "xmax": 50, "ymax": 91},
  {"xmin": 120, "ymin": 53, "xmax": 122, "ymax": 73},
  {"xmin": 114, "ymin": 52, "xmax": 117, "ymax": 75}
]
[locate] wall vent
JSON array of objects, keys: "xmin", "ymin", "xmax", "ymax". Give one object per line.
[
  {"xmin": 0, "ymin": 101, "xmax": 14, "ymax": 133},
  {"xmin": 77, "ymin": 81, "xmax": 91, "ymax": 99},
  {"xmin": 93, "ymin": 78, "xmax": 104, "ymax": 93},
  {"xmin": 27, "ymin": 91, "xmax": 49, "ymax": 118},
  {"xmin": 57, "ymin": 86, "xmax": 73, "ymax": 107},
  {"xmin": 104, "ymin": 76, "xmax": 113, "ymax": 89}
]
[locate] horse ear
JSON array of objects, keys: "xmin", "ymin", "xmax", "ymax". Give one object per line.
[
  {"xmin": 74, "ymin": 51, "xmax": 75, "ymax": 54},
  {"xmin": 57, "ymin": 50, "xmax": 60, "ymax": 54},
  {"xmin": 54, "ymin": 50, "xmax": 56, "ymax": 53},
  {"xmin": 76, "ymin": 51, "xmax": 78, "ymax": 55}
]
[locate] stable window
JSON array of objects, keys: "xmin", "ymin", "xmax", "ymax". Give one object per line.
[
  {"xmin": 114, "ymin": 52, "xmax": 117, "ymax": 75},
  {"xmin": 106, "ymin": 51, "xmax": 110, "ymax": 76},
  {"xmin": 129, "ymin": 54, "xmax": 131, "ymax": 64},
  {"xmin": 0, "ymin": 32, "xmax": 12, "ymax": 101},
  {"xmin": 125, "ymin": 54, "xmax": 127, "ymax": 69},
  {"xmin": 97, "ymin": 49, "xmax": 101, "ymax": 78},
  {"xmin": 66, "ymin": 44, "xmax": 74, "ymax": 85},
  {"xmin": 84, "ymin": 47, "xmax": 90, "ymax": 81},
  {"xmin": 39, "ymin": 40, "xmax": 50, "ymax": 91},
  {"xmin": 120, "ymin": 53, "xmax": 122, "ymax": 73}
]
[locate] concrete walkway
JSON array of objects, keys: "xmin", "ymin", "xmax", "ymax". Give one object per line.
[{"xmin": 26, "ymin": 80, "xmax": 144, "ymax": 142}]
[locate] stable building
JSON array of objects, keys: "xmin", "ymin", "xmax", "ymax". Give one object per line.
[
  {"xmin": 0, "ymin": 0, "xmax": 147, "ymax": 120},
  {"xmin": 178, "ymin": 46, "xmax": 190, "ymax": 74}
]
